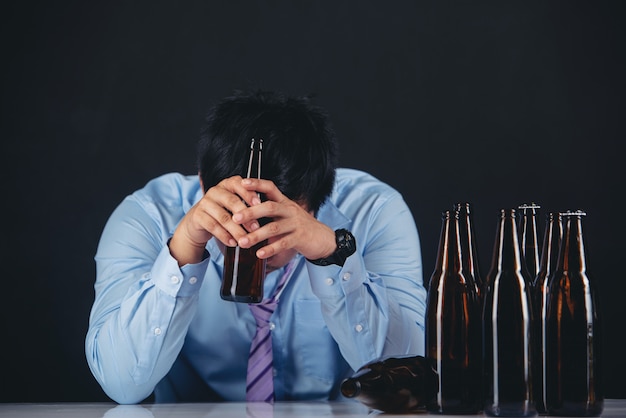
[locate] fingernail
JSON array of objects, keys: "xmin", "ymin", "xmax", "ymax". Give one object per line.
[
  {"xmin": 250, "ymin": 222, "xmax": 259, "ymax": 231},
  {"xmin": 257, "ymin": 249, "xmax": 265, "ymax": 258},
  {"xmin": 252, "ymin": 197, "xmax": 261, "ymax": 206},
  {"xmin": 239, "ymin": 237, "xmax": 249, "ymax": 246},
  {"xmin": 228, "ymin": 239, "xmax": 237, "ymax": 247},
  {"xmin": 232, "ymin": 213, "xmax": 243, "ymax": 222},
  {"xmin": 242, "ymin": 178, "xmax": 252, "ymax": 185}
]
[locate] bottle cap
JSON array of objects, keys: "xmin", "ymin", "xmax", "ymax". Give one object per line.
[{"xmin": 561, "ymin": 210, "xmax": 587, "ymax": 217}]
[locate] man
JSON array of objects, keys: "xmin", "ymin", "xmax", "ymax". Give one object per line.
[{"xmin": 86, "ymin": 90, "xmax": 426, "ymax": 404}]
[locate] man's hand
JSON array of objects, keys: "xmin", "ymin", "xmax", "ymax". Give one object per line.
[
  {"xmin": 168, "ymin": 175, "xmax": 262, "ymax": 266},
  {"xmin": 231, "ymin": 178, "xmax": 337, "ymax": 261}
]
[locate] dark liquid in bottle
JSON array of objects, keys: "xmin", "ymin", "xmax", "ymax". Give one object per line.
[
  {"xmin": 221, "ymin": 242, "xmax": 267, "ymax": 304},
  {"xmin": 483, "ymin": 209, "xmax": 536, "ymax": 417},
  {"xmin": 483, "ymin": 280, "xmax": 536, "ymax": 417},
  {"xmin": 545, "ymin": 211, "xmax": 603, "ymax": 416},
  {"xmin": 426, "ymin": 209, "xmax": 481, "ymax": 414}
]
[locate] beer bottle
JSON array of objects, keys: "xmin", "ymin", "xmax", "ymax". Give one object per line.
[
  {"xmin": 221, "ymin": 138, "xmax": 268, "ymax": 303},
  {"xmin": 483, "ymin": 209, "xmax": 537, "ymax": 417},
  {"xmin": 340, "ymin": 355, "xmax": 438, "ymax": 413},
  {"xmin": 534, "ymin": 212, "xmax": 562, "ymax": 414},
  {"xmin": 455, "ymin": 202, "xmax": 483, "ymax": 299},
  {"xmin": 545, "ymin": 210, "xmax": 603, "ymax": 416},
  {"xmin": 426, "ymin": 210, "xmax": 481, "ymax": 414}
]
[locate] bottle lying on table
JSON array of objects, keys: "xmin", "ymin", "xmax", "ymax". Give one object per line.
[{"xmin": 340, "ymin": 355, "xmax": 438, "ymax": 413}]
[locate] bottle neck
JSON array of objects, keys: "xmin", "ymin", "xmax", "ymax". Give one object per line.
[
  {"xmin": 456, "ymin": 202, "xmax": 480, "ymax": 279},
  {"xmin": 490, "ymin": 209, "xmax": 524, "ymax": 272},
  {"xmin": 518, "ymin": 204, "xmax": 541, "ymax": 277},
  {"xmin": 558, "ymin": 213, "xmax": 587, "ymax": 274},
  {"xmin": 340, "ymin": 377, "xmax": 362, "ymax": 398},
  {"xmin": 538, "ymin": 212, "xmax": 562, "ymax": 276},
  {"xmin": 433, "ymin": 210, "xmax": 463, "ymax": 275}
]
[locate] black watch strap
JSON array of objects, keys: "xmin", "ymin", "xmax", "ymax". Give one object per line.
[{"xmin": 308, "ymin": 229, "xmax": 357, "ymax": 267}]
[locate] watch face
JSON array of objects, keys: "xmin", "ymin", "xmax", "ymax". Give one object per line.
[{"xmin": 336, "ymin": 229, "xmax": 356, "ymax": 260}]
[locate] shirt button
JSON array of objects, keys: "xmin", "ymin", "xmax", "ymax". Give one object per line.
[
  {"xmin": 342, "ymin": 272, "xmax": 351, "ymax": 281},
  {"xmin": 170, "ymin": 275, "xmax": 180, "ymax": 284},
  {"xmin": 355, "ymin": 324, "xmax": 363, "ymax": 333},
  {"xmin": 269, "ymin": 322, "xmax": 276, "ymax": 331},
  {"xmin": 272, "ymin": 368, "xmax": 278, "ymax": 377},
  {"xmin": 189, "ymin": 276, "xmax": 198, "ymax": 285},
  {"xmin": 154, "ymin": 327, "xmax": 162, "ymax": 336},
  {"xmin": 325, "ymin": 277, "xmax": 334, "ymax": 286}
]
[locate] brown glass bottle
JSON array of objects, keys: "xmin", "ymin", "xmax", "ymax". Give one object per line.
[
  {"xmin": 545, "ymin": 211, "xmax": 603, "ymax": 416},
  {"xmin": 518, "ymin": 203, "xmax": 541, "ymax": 285},
  {"xmin": 455, "ymin": 202, "xmax": 483, "ymax": 299},
  {"xmin": 534, "ymin": 212, "xmax": 562, "ymax": 414},
  {"xmin": 220, "ymin": 138, "xmax": 268, "ymax": 304},
  {"xmin": 483, "ymin": 209, "xmax": 537, "ymax": 417},
  {"xmin": 426, "ymin": 210, "xmax": 481, "ymax": 414},
  {"xmin": 340, "ymin": 355, "xmax": 438, "ymax": 413}
]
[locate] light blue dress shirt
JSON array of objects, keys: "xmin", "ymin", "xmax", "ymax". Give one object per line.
[{"xmin": 86, "ymin": 168, "xmax": 426, "ymax": 404}]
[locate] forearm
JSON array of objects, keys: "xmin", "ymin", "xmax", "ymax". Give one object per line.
[
  {"xmin": 86, "ymin": 247, "xmax": 209, "ymax": 404},
  {"xmin": 307, "ymin": 253, "xmax": 425, "ymax": 371},
  {"xmin": 306, "ymin": 193, "xmax": 427, "ymax": 371}
]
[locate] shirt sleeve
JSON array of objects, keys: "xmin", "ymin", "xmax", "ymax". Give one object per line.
[
  {"xmin": 85, "ymin": 196, "xmax": 210, "ymax": 404},
  {"xmin": 306, "ymin": 194, "xmax": 426, "ymax": 371}
]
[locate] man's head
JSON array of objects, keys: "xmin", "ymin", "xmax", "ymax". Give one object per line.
[{"xmin": 197, "ymin": 90, "xmax": 338, "ymax": 213}]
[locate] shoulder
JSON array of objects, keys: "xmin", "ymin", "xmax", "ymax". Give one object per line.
[
  {"xmin": 332, "ymin": 168, "xmax": 402, "ymax": 201},
  {"xmin": 130, "ymin": 173, "xmax": 202, "ymax": 212},
  {"xmin": 318, "ymin": 168, "xmax": 408, "ymax": 228}
]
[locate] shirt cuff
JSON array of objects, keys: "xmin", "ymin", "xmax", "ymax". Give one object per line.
[
  {"xmin": 151, "ymin": 245, "xmax": 210, "ymax": 298},
  {"xmin": 306, "ymin": 254, "xmax": 364, "ymax": 299}
]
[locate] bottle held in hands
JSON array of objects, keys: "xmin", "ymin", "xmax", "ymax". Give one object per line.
[{"xmin": 221, "ymin": 138, "xmax": 268, "ymax": 304}]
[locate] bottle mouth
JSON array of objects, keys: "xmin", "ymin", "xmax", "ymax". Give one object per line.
[{"xmin": 340, "ymin": 378, "xmax": 361, "ymax": 398}]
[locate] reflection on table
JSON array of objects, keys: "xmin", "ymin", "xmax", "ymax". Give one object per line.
[{"xmin": 1, "ymin": 399, "xmax": 625, "ymax": 417}]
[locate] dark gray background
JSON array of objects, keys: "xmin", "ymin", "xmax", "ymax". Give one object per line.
[{"xmin": 2, "ymin": 1, "xmax": 624, "ymax": 402}]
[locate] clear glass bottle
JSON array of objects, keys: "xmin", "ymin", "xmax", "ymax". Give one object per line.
[
  {"xmin": 455, "ymin": 202, "xmax": 483, "ymax": 299},
  {"xmin": 545, "ymin": 210, "xmax": 603, "ymax": 416},
  {"xmin": 483, "ymin": 209, "xmax": 537, "ymax": 417},
  {"xmin": 221, "ymin": 138, "xmax": 268, "ymax": 303},
  {"xmin": 426, "ymin": 210, "xmax": 481, "ymax": 414},
  {"xmin": 534, "ymin": 212, "xmax": 562, "ymax": 414},
  {"xmin": 340, "ymin": 355, "xmax": 438, "ymax": 413}
]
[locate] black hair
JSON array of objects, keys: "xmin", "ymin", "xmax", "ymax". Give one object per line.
[{"xmin": 197, "ymin": 90, "xmax": 338, "ymax": 213}]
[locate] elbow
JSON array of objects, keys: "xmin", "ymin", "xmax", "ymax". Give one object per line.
[{"xmin": 85, "ymin": 330, "xmax": 153, "ymax": 405}]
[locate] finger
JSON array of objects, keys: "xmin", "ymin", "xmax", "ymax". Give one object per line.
[
  {"xmin": 221, "ymin": 176, "xmax": 262, "ymax": 207},
  {"xmin": 192, "ymin": 208, "xmax": 237, "ymax": 247},
  {"xmin": 210, "ymin": 182, "xmax": 253, "ymax": 215},
  {"xmin": 255, "ymin": 233, "xmax": 296, "ymax": 259},
  {"xmin": 233, "ymin": 200, "xmax": 293, "ymax": 229},
  {"xmin": 198, "ymin": 196, "xmax": 248, "ymax": 245},
  {"xmin": 240, "ymin": 178, "xmax": 287, "ymax": 203}
]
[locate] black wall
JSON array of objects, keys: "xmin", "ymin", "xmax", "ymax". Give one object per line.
[{"xmin": 2, "ymin": 1, "xmax": 624, "ymax": 402}]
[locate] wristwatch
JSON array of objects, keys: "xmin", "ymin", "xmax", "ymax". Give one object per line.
[{"xmin": 308, "ymin": 229, "xmax": 357, "ymax": 267}]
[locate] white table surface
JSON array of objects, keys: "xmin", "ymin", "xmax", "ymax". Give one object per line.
[{"xmin": 1, "ymin": 399, "xmax": 624, "ymax": 417}]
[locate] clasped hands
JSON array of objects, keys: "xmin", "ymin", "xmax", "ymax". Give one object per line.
[{"xmin": 169, "ymin": 175, "xmax": 336, "ymax": 268}]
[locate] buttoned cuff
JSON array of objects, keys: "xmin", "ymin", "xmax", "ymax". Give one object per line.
[
  {"xmin": 151, "ymin": 245, "xmax": 210, "ymax": 297},
  {"xmin": 306, "ymin": 254, "xmax": 364, "ymax": 299}
]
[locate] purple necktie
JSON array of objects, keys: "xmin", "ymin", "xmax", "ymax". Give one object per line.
[{"xmin": 246, "ymin": 261, "xmax": 295, "ymax": 402}]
